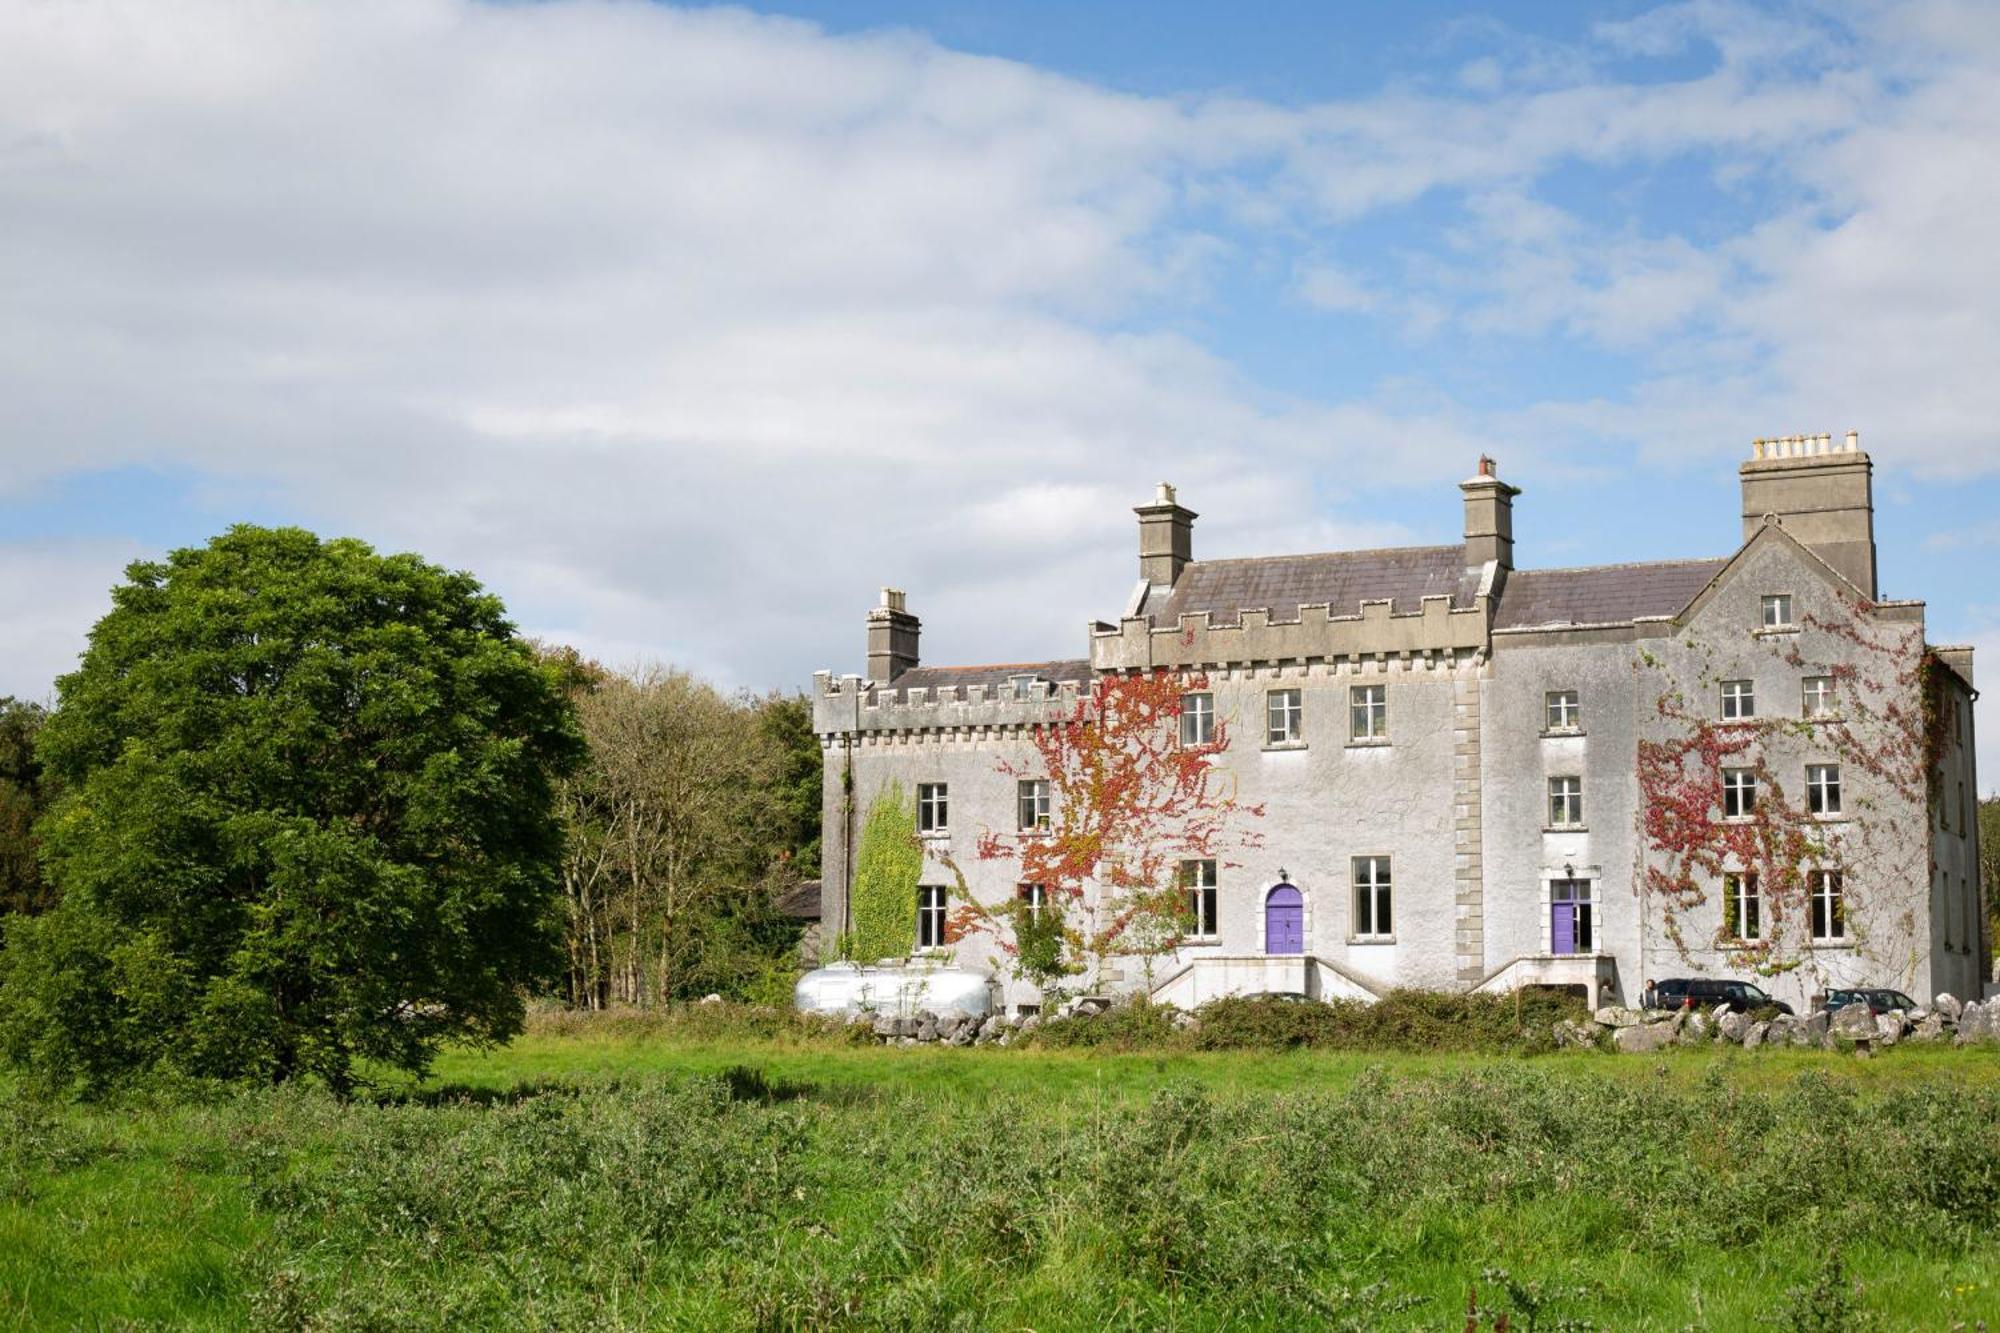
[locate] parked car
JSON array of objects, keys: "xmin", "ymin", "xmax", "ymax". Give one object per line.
[
  {"xmin": 1823, "ymin": 987, "xmax": 1920, "ymax": 1016},
  {"xmin": 1649, "ymin": 977, "xmax": 1795, "ymax": 1015}
]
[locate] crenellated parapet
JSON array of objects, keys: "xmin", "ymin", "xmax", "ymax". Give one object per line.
[
  {"xmin": 1090, "ymin": 592, "xmax": 1490, "ymax": 673},
  {"xmin": 814, "ymin": 670, "xmax": 1087, "ymax": 740}
]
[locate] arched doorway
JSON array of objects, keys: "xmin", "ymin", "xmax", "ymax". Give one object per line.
[{"xmin": 1264, "ymin": 883, "xmax": 1303, "ymax": 955}]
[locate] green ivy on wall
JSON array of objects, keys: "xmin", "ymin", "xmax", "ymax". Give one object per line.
[{"xmin": 845, "ymin": 782, "xmax": 922, "ymax": 961}]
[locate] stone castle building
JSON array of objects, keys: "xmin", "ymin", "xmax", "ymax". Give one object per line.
[{"xmin": 813, "ymin": 436, "xmax": 1985, "ymax": 1013}]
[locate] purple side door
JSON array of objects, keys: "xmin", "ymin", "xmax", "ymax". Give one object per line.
[
  {"xmin": 1550, "ymin": 903, "xmax": 1576, "ymax": 955},
  {"xmin": 1550, "ymin": 879, "xmax": 1589, "ymax": 954},
  {"xmin": 1265, "ymin": 884, "xmax": 1303, "ymax": 955}
]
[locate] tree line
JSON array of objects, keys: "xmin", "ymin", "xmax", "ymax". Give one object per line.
[{"xmin": 546, "ymin": 652, "xmax": 819, "ymax": 1010}]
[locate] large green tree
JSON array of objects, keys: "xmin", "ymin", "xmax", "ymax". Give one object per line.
[{"xmin": 0, "ymin": 526, "xmax": 581, "ymax": 1096}]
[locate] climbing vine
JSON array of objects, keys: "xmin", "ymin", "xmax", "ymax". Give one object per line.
[
  {"xmin": 842, "ymin": 781, "xmax": 922, "ymax": 962},
  {"xmin": 942, "ymin": 670, "xmax": 1263, "ymax": 995},
  {"xmin": 1634, "ymin": 591, "xmax": 1951, "ymax": 987}
]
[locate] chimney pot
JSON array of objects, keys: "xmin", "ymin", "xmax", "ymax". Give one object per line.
[
  {"xmin": 865, "ymin": 589, "xmax": 921, "ymax": 683},
  {"xmin": 1135, "ymin": 483, "xmax": 1197, "ymax": 589},
  {"xmin": 1739, "ymin": 429, "xmax": 1876, "ymax": 598},
  {"xmin": 1460, "ymin": 461, "xmax": 1520, "ymax": 572}
]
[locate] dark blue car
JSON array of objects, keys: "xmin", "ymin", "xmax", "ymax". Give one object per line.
[{"xmin": 1651, "ymin": 977, "xmax": 1794, "ymax": 1015}]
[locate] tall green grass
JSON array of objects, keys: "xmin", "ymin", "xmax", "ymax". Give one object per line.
[{"xmin": 6, "ymin": 1036, "xmax": 2000, "ymax": 1328}]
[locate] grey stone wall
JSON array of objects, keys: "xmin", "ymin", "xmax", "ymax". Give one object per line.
[
  {"xmin": 1483, "ymin": 632, "xmax": 1648, "ymax": 1004},
  {"xmin": 1627, "ymin": 535, "xmax": 1932, "ymax": 1010},
  {"xmin": 818, "ymin": 658, "xmax": 1474, "ymax": 1010},
  {"xmin": 1147, "ymin": 661, "xmax": 1469, "ymax": 994}
]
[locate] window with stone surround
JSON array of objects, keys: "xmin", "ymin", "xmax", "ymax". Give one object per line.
[
  {"xmin": 1352, "ymin": 855, "xmax": 1392, "ymax": 937},
  {"xmin": 1809, "ymin": 869, "xmax": 1845, "ymax": 942},
  {"xmin": 916, "ymin": 782, "xmax": 948, "ymax": 834},
  {"xmin": 1266, "ymin": 688, "xmax": 1303, "ymax": 746},
  {"xmin": 1017, "ymin": 779, "xmax": 1052, "ymax": 832},
  {"xmin": 1548, "ymin": 775, "xmax": 1584, "ymax": 828},
  {"xmin": 1722, "ymin": 768, "xmax": 1757, "ymax": 819},
  {"xmin": 1180, "ymin": 692, "xmax": 1214, "ymax": 746},
  {"xmin": 1721, "ymin": 679, "xmax": 1755, "ymax": 720},
  {"xmin": 1350, "ymin": 684, "xmax": 1387, "ymax": 741},
  {"xmin": 1724, "ymin": 871, "xmax": 1760, "ymax": 941},
  {"xmin": 917, "ymin": 885, "xmax": 948, "ymax": 949},
  {"xmin": 1181, "ymin": 859, "xmax": 1218, "ymax": 938},
  {"xmin": 1545, "ymin": 690, "xmax": 1580, "ymax": 732},
  {"xmin": 1762, "ymin": 594, "xmax": 1793, "ymax": 627}
]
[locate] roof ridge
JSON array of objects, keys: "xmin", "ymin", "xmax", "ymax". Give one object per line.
[
  {"xmin": 1183, "ymin": 542, "xmax": 1466, "ymax": 567},
  {"xmin": 1514, "ymin": 556, "xmax": 1729, "ymax": 576},
  {"xmin": 902, "ymin": 659, "xmax": 1088, "ymax": 673}
]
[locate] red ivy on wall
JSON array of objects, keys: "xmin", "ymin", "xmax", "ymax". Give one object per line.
[
  {"xmin": 1634, "ymin": 592, "xmax": 1950, "ymax": 977},
  {"xmin": 943, "ymin": 670, "xmax": 1263, "ymax": 990}
]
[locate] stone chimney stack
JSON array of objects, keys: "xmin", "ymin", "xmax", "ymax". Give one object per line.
[
  {"xmin": 865, "ymin": 587, "xmax": 920, "ymax": 684},
  {"xmin": 1135, "ymin": 482, "xmax": 1197, "ymax": 590},
  {"xmin": 1740, "ymin": 432, "xmax": 1876, "ymax": 600},
  {"xmin": 1460, "ymin": 455, "xmax": 1520, "ymax": 571}
]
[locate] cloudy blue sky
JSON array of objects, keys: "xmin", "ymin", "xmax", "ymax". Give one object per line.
[{"xmin": 4, "ymin": 1, "xmax": 2000, "ymax": 774}]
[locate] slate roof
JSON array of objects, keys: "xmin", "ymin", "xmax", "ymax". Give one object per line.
[
  {"xmin": 775, "ymin": 879, "xmax": 821, "ymax": 921},
  {"xmin": 883, "ymin": 659, "xmax": 1092, "ymax": 698},
  {"xmin": 1493, "ymin": 558, "xmax": 1727, "ymax": 630},
  {"xmin": 1146, "ymin": 544, "xmax": 1482, "ymax": 627}
]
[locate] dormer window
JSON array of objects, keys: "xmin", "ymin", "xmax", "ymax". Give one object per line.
[
  {"xmin": 1010, "ymin": 675, "xmax": 1040, "ymax": 701},
  {"xmin": 1761, "ymin": 594, "xmax": 1793, "ymax": 628}
]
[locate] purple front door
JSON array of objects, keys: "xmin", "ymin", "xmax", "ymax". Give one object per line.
[
  {"xmin": 1265, "ymin": 884, "xmax": 1303, "ymax": 955},
  {"xmin": 1550, "ymin": 903, "xmax": 1575, "ymax": 955},
  {"xmin": 1551, "ymin": 879, "xmax": 1590, "ymax": 954}
]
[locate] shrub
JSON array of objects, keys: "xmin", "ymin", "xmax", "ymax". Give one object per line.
[
  {"xmin": 1189, "ymin": 989, "xmax": 1585, "ymax": 1054},
  {"xmin": 1023, "ymin": 999, "xmax": 1180, "ymax": 1050}
]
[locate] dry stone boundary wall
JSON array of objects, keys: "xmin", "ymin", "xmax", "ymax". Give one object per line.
[{"xmin": 1559, "ymin": 994, "xmax": 2000, "ymax": 1054}]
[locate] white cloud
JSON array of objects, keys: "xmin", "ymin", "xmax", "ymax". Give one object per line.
[
  {"xmin": 0, "ymin": 539, "xmax": 144, "ymax": 701},
  {"xmin": 1, "ymin": 0, "xmax": 1999, "ymax": 704},
  {"xmin": 1295, "ymin": 262, "xmax": 1379, "ymax": 313}
]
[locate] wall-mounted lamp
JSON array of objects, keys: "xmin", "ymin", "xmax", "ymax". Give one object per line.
[{"xmin": 1278, "ymin": 867, "xmax": 1289, "ymax": 883}]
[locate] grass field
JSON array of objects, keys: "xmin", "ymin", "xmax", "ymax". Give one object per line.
[{"xmin": 5, "ymin": 1014, "xmax": 2000, "ymax": 1330}]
